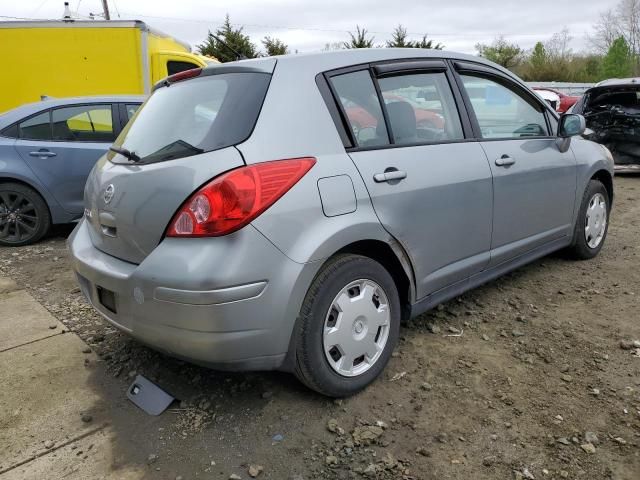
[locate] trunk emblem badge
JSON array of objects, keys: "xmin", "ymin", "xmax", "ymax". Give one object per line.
[{"xmin": 103, "ymin": 184, "xmax": 115, "ymax": 204}]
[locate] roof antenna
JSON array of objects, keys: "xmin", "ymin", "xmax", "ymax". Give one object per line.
[
  {"xmin": 62, "ymin": 2, "xmax": 73, "ymax": 21},
  {"xmin": 210, "ymin": 33, "xmax": 247, "ymax": 61}
]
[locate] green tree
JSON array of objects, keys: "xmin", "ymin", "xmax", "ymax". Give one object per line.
[
  {"xmin": 413, "ymin": 35, "xmax": 443, "ymax": 50},
  {"xmin": 344, "ymin": 26, "xmax": 374, "ymax": 49},
  {"xmin": 262, "ymin": 36, "xmax": 289, "ymax": 56},
  {"xmin": 529, "ymin": 42, "xmax": 548, "ymax": 71},
  {"xmin": 386, "ymin": 25, "xmax": 412, "ymax": 47},
  {"xmin": 601, "ymin": 36, "xmax": 633, "ymax": 77},
  {"xmin": 475, "ymin": 36, "xmax": 523, "ymax": 68},
  {"xmin": 197, "ymin": 14, "xmax": 258, "ymax": 62},
  {"xmin": 386, "ymin": 25, "xmax": 444, "ymax": 49}
]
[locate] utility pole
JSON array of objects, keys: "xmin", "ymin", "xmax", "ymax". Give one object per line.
[{"xmin": 101, "ymin": 0, "xmax": 111, "ymax": 20}]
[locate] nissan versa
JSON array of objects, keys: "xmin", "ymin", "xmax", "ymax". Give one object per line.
[{"xmin": 68, "ymin": 49, "xmax": 614, "ymax": 397}]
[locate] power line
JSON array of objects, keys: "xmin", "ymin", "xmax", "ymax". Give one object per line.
[{"xmin": 117, "ymin": 10, "xmax": 569, "ymax": 39}]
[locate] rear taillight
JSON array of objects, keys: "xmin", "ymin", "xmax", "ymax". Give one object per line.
[{"xmin": 167, "ymin": 158, "xmax": 316, "ymax": 237}]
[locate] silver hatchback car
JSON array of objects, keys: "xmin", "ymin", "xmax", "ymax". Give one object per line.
[{"xmin": 69, "ymin": 49, "xmax": 614, "ymax": 397}]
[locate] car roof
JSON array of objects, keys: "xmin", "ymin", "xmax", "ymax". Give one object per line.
[
  {"xmin": 0, "ymin": 95, "xmax": 146, "ymax": 128},
  {"xmin": 204, "ymin": 48, "xmax": 520, "ymax": 82},
  {"xmin": 594, "ymin": 77, "xmax": 640, "ymax": 87}
]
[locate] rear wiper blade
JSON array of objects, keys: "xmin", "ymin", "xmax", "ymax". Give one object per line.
[{"xmin": 109, "ymin": 145, "xmax": 141, "ymax": 162}]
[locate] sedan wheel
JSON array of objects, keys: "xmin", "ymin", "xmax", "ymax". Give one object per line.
[{"xmin": 0, "ymin": 183, "xmax": 51, "ymax": 246}]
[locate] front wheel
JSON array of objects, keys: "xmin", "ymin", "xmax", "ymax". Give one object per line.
[
  {"xmin": 0, "ymin": 183, "xmax": 51, "ymax": 246},
  {"xmin": 566, "ymin": 179, "xmax": 610, "ymax": 260},
  {"xmin": 293, "ymin": 254, "xmax": 400, "ymax": 397}
]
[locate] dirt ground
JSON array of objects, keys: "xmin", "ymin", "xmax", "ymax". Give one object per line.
[{"xmin": 1, "ymin": 176, "xmax": 639, "ymax": 480}]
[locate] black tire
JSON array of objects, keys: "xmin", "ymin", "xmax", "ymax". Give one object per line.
[
  {"xmin": 0, "ymin": 182, "xmax": 51, "ymax": 247},
  {"xmin": 566, "ymin": 179, "xmax": 610, "ymax": 260},
  {"xmin": 293, "ymin": 254, "xmax": 401, "ymax": 397}
]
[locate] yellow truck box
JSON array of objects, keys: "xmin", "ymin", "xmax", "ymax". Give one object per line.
[{"xmin": 0, "ymin": 20, "xmax": 215, "ymax": 112}]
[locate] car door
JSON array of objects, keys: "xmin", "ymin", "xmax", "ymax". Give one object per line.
[
  {"xmin": 14, "ymin": 104, "xmax": 117, "ymax": 215},
  {"xmin": 454, "ymin": 64, "xmax": 577, "ymax": 266},
  {"xmin": 327, "ymin": 62, "xmax": 494, "ymax": 299}
]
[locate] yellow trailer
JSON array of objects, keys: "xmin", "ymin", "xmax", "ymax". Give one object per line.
[{"xmin": 0, "ymin": 20, "xmax": 215, "ymax": 112}]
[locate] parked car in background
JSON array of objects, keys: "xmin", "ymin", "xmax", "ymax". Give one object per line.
[
  {"xmin": 0, "ymin": 96, "xmax": 144, "ymax": 245},
  {"xmin": 0, "ymin": 20, "xmax": 212, "ymax": 113},
  {"xmin": 533, "ymin": 87, "xmax": 581, "ymax": 113},
  {"xmin": 571, "ymin": 78, "xmax": 640, "ymax": 172},
  {"xmin": 68, "ymin": 50, "xmax": 613, "ymax": 397},
  {"xmin": 534, "ymin": 88, "xmax": 561, "ymax": 111}
]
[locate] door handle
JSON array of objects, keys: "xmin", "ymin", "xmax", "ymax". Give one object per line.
[
  {"xmin": 495, "ymin": 155, "xmax": 515, "ymax": 167},
  {"xmin": 373, "ymin": 170, "xmax": 407, "ymax": 183},
  {"xmin": 29, "ymin": 150, "xmax": 57, "ymax": 158}
]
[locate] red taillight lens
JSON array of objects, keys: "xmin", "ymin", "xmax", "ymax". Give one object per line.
[
  {"xmin": 167, "ymin": 68, "xmax": 202, "ymax": 83},
  {"xmin": 167, "ymin": 158, "xmax": 316, "ymax": 237}
]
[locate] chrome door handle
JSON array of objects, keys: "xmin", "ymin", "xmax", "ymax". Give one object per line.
[
  {"xmin": 495, "ymin": 155, "xmax": 515, "ymax": 167},
  {"xmin": 373, "ymin": 170, "xmax": 407, "ymax": 183},
  {"xmin": 29, "ymin": 150, "xmax": 57, "ymax": 158}
]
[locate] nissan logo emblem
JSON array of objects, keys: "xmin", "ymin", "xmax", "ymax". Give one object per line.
[{"xmin": 103, "ymin": 184, "xmax": 115, "ymax": 204}]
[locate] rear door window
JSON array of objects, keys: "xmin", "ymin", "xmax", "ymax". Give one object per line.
[
  {"xmin": 18, "ymin": 111, "xmax": 52, "ymax": 141},
  {"xmin": 378, "ymin": 72, "xmax": 464, "ymax": 144},
  {"xmin": 111, "ymin": 72, "xmax": 271, "ymax": 164},
  {"xmin": 330, "ymin": 70, "xmax": 390, "ymax": 148},
  {"xmin": 52, "ymin": 105, "xmax": 115, "ymax": 142}
]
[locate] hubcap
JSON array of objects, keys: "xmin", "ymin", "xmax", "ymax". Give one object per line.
[
  {"xmin": 0, "ymin": 191, "xmax": 39, "ymax": 244},
  {"xmin": 323, "ymin": 279, "xmax": 391, "ymax": 377},
  {"xmin": 585, "ymin": 193, "xmax": 607, "ymax": 249}
]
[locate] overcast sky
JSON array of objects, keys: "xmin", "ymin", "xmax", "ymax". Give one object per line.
[{"xmin": 3, "ymin": 0, "xmax": 618, "ymax": 54}]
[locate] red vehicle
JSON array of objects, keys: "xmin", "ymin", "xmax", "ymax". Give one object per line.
[{"xmin": 532, "ymin": 87, "xmax": 581, "ymax": 113}]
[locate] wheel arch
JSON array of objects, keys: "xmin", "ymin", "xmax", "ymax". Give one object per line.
[
  {"xmin": 334, "ymin": 239, "xmax": 415, "ymax": 321},
  {"xmin": 590, "ymin": 169, "xmax": 613, "ymax": 207},
  {"xmin": 0, "ymin": 176, "xmax": 53, "ymax": 219}
]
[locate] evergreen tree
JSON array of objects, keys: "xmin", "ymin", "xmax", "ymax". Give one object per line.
[
  {"xmin": 413, "ymin": 35, "xmax": 443, "ymax": 50},
  {"xmin": 344, "ymin": 26, "xmax": 375, "ymax": 49},
  {"xmin": 601, "ymin": 36, "xmax": 633, "ymax": 78},
  {"xmin": 197, "ymin": 15, "xmax": 259, "ymax": 62},
  {"xmin": 386, "ymin": 25, "xmax": 412, "ymax": 47},
  {"xmin": 262, "ymin": 36, "xmax": 289, "ymax": 56}
]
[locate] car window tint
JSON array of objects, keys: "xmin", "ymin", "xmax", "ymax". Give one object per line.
[
  {"xmin": 1, "ymin": 123, "xmax": 19, "ymax": 138},
  {"xmin": 460, "ymin": 75, "xmax": 549, "ymax": 139},
  {"xmin": 378, "ymin": 72, "xmax": 464, "ymax": 144},
  {"xmin": 52, "ymin": 105, "xmax": 114, "ymax": 142},
  {"xmin": 18, "ymin": 111, "xmax": 52, "ymax": 141},
  {"xmin": 330, "ymin": 70, "xmax": 390, "ymax": 147},
  {"xmin": 125, "ymin": 104, "xmax": 140, "ymax": 120},
  {"xmin": 167, "ymin": 60, "xmax": 201, "ymax": 76}
]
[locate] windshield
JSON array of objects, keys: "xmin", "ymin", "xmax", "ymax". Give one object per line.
[{"xmin": 109, "ymin": 72, "xmax": 271, "ymax": 164}]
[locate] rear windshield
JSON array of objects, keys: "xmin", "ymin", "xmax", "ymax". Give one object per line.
[{"xmin": 109, "ymin": 72, "xmax": 270, "ymax": 164}]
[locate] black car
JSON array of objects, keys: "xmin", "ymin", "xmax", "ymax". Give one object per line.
[{"xmin": 571, "ymin": 78, "xmax": 640, "ymax": 172}]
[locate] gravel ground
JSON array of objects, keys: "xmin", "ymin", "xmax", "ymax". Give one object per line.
[{"xmin": 1, "ymin": 176, "xmax": 639, "ymax": 480}]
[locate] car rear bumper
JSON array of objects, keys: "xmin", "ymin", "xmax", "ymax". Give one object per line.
[{"xmin": 67, "ymin": 219, "xmax": 317, "ymax": 371}]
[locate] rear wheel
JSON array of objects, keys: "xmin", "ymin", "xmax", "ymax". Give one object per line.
[
  {"xmin": 293, "ymin": 254, "xmax": 400, "ymax": 397},
  {"xmin": 566, "ymin": 179, "xmax": 610, "ymax": 259},
  {"xmin": 0, "ymin": 183, "xmax": 51, "ymax": 246}
]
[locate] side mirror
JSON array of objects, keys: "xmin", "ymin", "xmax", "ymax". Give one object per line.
[{"xmin": 558, "ymin": 113, "xmax": 586, "ymax": 138}]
